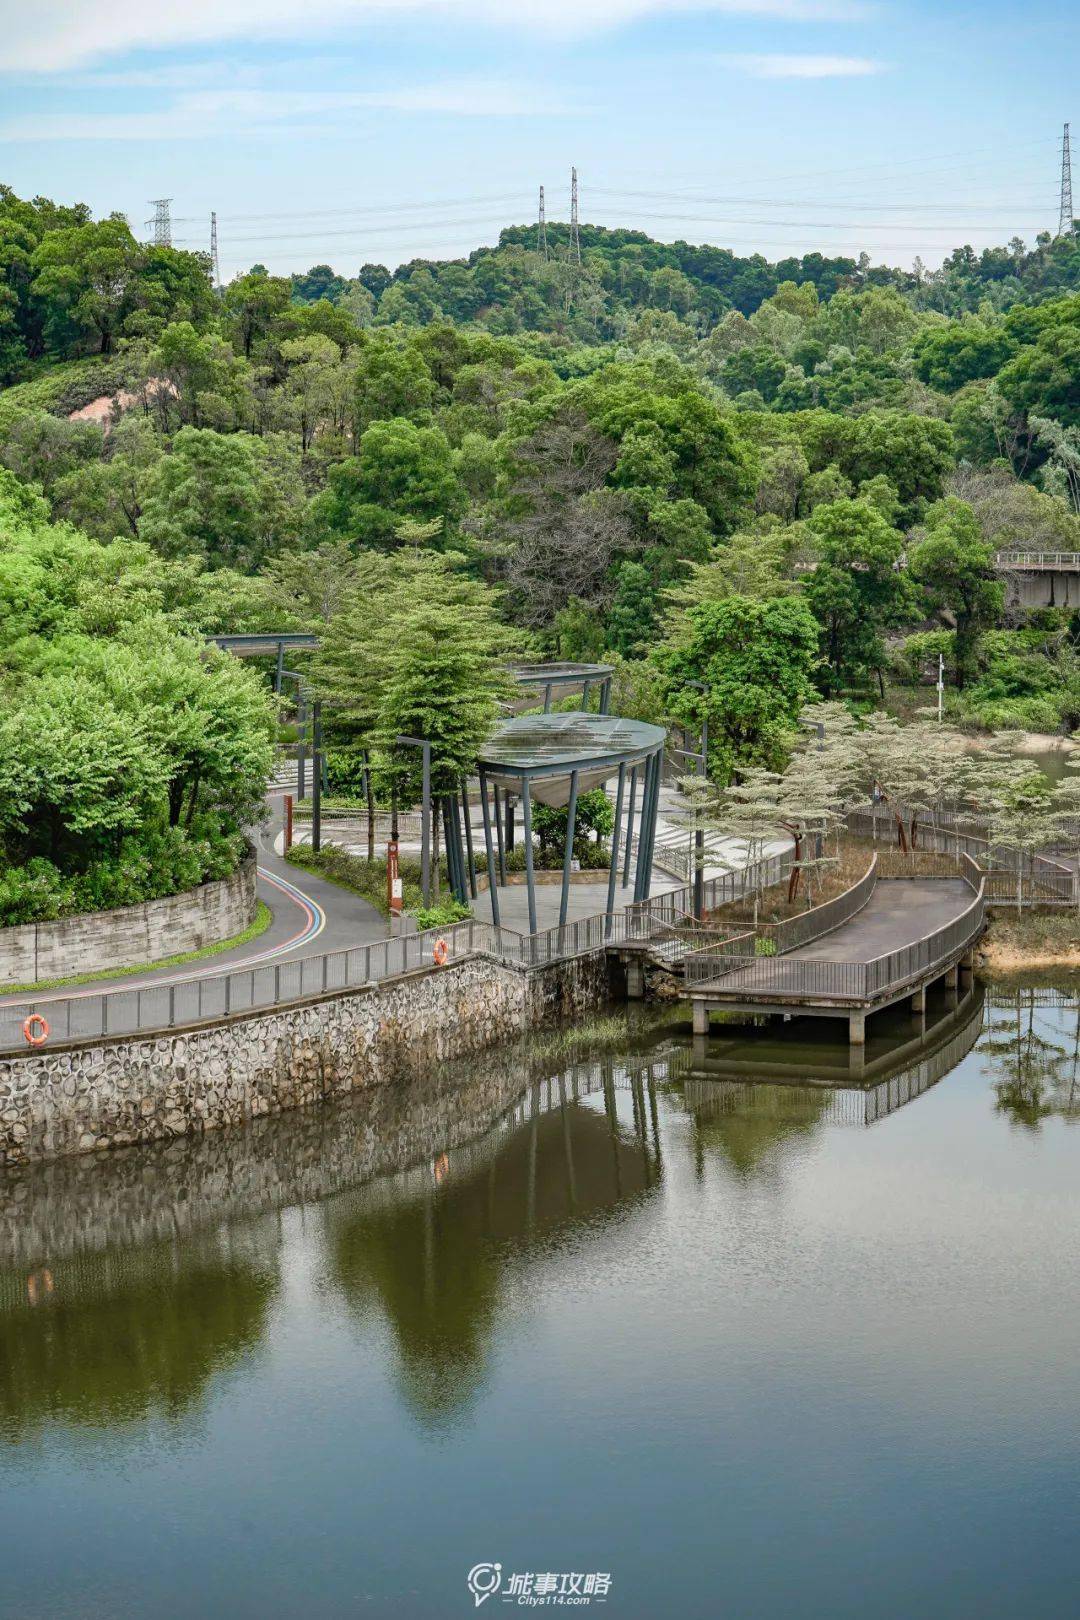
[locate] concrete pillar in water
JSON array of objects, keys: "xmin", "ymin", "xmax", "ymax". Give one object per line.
[
  {"xmin": 849, "ymin": 1009, "xmax": 866, "ymax": 1046},
  {"xmin": 692, "ymin": 1000, "xmax": 710, "ymax": 1037}
]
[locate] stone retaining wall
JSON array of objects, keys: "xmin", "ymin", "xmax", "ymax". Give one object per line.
[
  {"xmin": 0, "ymin": 948, "xmax": 609, "ymax": 1166},
  {"xmin": 0, "ymin": 855, "xmax": 257, "ymax": 989}
]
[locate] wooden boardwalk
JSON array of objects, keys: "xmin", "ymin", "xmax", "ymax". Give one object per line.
[{"xmin": 684, "ymin": 871, "xmax": 986, "ymax": 1046}]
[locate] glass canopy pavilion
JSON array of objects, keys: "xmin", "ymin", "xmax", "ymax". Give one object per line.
[
  {"xmin": 470, "ymin": 711, "xmax": 667, "ymax": 935},
  {"xmin": 509, "ymin": 662, "xmax": 614, "ymax": 715}
]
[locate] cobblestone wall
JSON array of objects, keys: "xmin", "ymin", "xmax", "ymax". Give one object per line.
[
  {"xmin": 0, "ymin": 855, "xmax": 257, "ymax": 989},
  {"xmin": 0, "ymin": 949, "xmax": 610, "ymax": 1166}
]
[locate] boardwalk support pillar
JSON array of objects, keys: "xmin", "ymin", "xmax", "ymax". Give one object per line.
[
  {"xmin": 959, "ymin": 948, "xmax": 974, "ymax": 986},
  {"xmin": 849, "ymin": 1010, "xmax": 866, "ymax": 1046},
  {"xmin": 693, "ymin": 1000, "xmax": 709, "ymax": 1037},
  {"xmin": 910, "ymin": 985, "xmax": 926, "ymax": 1014},
  {"xmin": 626, "ymin": 959, "xmax": 646, "ymax": 1000}
]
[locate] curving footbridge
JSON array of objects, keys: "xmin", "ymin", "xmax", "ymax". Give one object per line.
[{"xmin": 682, "ymin": 854, "xmax": 986, "ymax": 1046}]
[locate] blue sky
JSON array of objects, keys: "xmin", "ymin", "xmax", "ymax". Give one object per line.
[{"xmin": 0, "ymin": 0, "xmax": 1075, "ymax": 279}]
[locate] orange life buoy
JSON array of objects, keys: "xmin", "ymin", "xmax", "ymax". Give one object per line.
[
  {"xmin": 432, "ymin": 937, "xmax": 449, "ymax": 967},
  {"xmin": 23, "ymin": 1013, "xmax": 49, "ymax": 1047}
]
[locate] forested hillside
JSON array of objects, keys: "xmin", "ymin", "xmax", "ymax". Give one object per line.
[{"xmin": 2, "ymin": 177, "xmax": 1080, "ymax": 924}]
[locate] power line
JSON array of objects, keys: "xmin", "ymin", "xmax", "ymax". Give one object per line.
[
  {"xmin": 594, "ymin": 136, "xmax": 1060, "ymax": 194},
  {"xmin": 1060, "ymin": 123, "xmax": 1074, "ymax": 237},
  {"xmin": 581, "ymin": 208, "xmax": 1050, "ymax": 235},
  {"xmin": 591, "ymin": 186, "xmax": 1054, "ymax": 215},
  {"xmin": 174, "ymin": 213, "xmax": 520, "ymax": 245},
  {"xmin": 185, "ymin": 191, "xmax": 526, "ymax": 225}
]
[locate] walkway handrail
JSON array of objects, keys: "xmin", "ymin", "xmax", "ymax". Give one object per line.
[
  {"xmin": 689, "ymin": 876, "xmax": 986, "ymax": 1004},
  {"xmin": 758, "ymin": 856, "xmax": 877, "ymax": 955},
  {"xmin": 683, "ymin": 933, "xmax": 757, "ymax": 986},
  {"xmin": 846, "ymin": 805, "xmax": 1075, "ymax": 904},
  {"xmin": 862, "ymin": 876, "xmax": 985, "ymax": 1000},
  {"xmin": 995, "ymin": 550, "xmax": 1080, "ymax": 570}
]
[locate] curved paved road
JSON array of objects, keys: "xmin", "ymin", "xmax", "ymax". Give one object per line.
[{"xmin": 0, "ymin": 795, "xmax": 388, "ymax": 1009}]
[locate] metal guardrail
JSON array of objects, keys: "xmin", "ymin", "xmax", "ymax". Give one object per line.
[
  {"xmin": 994, "ymin": 551, "xmax": 1080, "ymax": 571},
  {"xmin": 687, "ymin": 866, "xmax": 986, "ymax": 1007},
  {"xmin": 0, "ymin": 842, "xmax": 801, "ymax": 1056},
  {"xmin": 846, "ymin": 806, "xmax": 1075, "ymax": 905},
  {"xmin": 758, "ymin": 856, "xmax": 878, "ymax": 955}
]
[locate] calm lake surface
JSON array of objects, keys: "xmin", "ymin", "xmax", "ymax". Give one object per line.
[{"xmin": 2, "ymin": 978, "xmax": 1080, "ymax": 1620}]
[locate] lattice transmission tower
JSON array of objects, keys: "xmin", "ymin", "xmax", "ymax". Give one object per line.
[
  {"xmin": 569, "ymin": 167, "xmax": 581, "ymax": 265},
  {"xmin": 210, "ymin": 211, "xmax": 222, "ymax": 288},
  {"xmin": 537, "ymin": 186, "xmax": 548, "ymax": 259},
  {"xmin": 146, "ymin": 198, "xmax": 173, "ymax": 248},
  {"xmin": 1060, "ymin": 123, "xmax": 1074, "ymax": 237}
]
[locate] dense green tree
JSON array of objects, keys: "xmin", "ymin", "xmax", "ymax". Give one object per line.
[
  {"xmin": 911, "ymin": 319, "xmax": 1016, "ymax": 392},
  {"xmin": 30, "ymin": 217, "xmax": 140, "ymax": 355},
  {"xmin": 138, "ymin": 427, "xmax": 306, "ymax": 569},
  {"xmin": 654, "ymin": 593, "xmax": 819, "ymax": 781},
  {"xmin": 908, "ymin": 497, "xmax": 1005, "ymax": 688},
  {"xmin": 221, "ymin": 269, "xmax": 292, "ymax": 359},
  {"xmin": 804, "ymin": 497, "xmax": 910, "ymax": 693},
  {"xmin": 317, "ymin": 419, "xmax": 462, "ymax": 549}
]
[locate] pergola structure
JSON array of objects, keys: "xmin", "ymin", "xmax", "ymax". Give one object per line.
[
  {"xmin": 208, "ymin": 633, "xmax": 319, "ymax": 693},
  {"xmin": 510, "ymin": 662, "xmax": 614, "ymax": 715},
  {"xmin": 463, "ymin": 712, "xmax": 667, "ymax": 935}
]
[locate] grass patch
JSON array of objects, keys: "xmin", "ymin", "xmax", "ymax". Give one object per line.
[
  {"xmin": 287, "ymin": 843, "xmax": 458, "ymax": 919},
  {"xmin": 1, "ymin": 900, "xmax": 272, "ymax": 994},
  {"xmin": 980, "ymin": 907, "xmax": 1080, "ymax": 972}
]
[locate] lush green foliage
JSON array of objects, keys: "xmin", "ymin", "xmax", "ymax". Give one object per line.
[
  {"xmin": 4, "ymin": 178, "xmax": 1080, "ymax": 902},
  {"xmin": 0, "ymin": 469, "xmax": 275, "ymax": 924}
]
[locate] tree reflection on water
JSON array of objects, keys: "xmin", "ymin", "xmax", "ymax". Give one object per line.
[
  {"xmin": 322, "ymin": 1066, "xmax": 663, "ymax": 1424},
  {"xmin": 985, "ymin": 985, "xmax": 1080, "ymax": 1129},
  {"xmin": 0, "ymin": 981, "xmax": 1077, "ymax": 1444}
]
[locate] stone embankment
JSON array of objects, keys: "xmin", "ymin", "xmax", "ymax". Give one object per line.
[
  {"xmin": 0, "ymin": 855, "xmax": 257, "ymax": 989},
  {"xmin": 0, "ymin": 948, "xmax": 609, "ymax": 1166}
]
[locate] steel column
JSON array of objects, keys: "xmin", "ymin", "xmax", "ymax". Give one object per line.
[
  {"xmin": 479, "ymin": 772, "xmax": 501, "ymax": 928},
  {"xmin": 560, "ymin": 769, "xmax": 580, "ymax": 929},
  {"xmin": 420, "ymin": 746, "xmax": 431, "ymax": 908},
  {"xmin": 311, "ymin": 700, "xmax": 322, "ymax": 853},
  {"xmin": 623, "ymin": 766, "xmax": 638, "ymax": 886},
  {"xmin": 493, "ymin": 783, "xmax": 507, "ymax": 882},
  {"xmin": 605, "ymin": 761, "xmax": 627, "ymax": 934},
  {"xmin": 449, "ymin": 793, "xmax": 468, "ymax": 905},
  {"xmin": 633, "ymin": 755, "xmax": 653, "ymax": 901},
  {"xmin": 521, "ymin": 777, "xmax": 538, "ymax": 935},
  {"xmin": 461, "ymin": 783, "xmax": 477, "ymax": 899}
]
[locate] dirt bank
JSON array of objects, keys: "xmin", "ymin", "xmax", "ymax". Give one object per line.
[{"xmin": 979, "ymin": 909, "xmax": 1080, "ymax": 971}]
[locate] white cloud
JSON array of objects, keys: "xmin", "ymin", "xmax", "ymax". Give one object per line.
[
  {"xmin": 0, "ymin": 82, "xmax": 555, "ymax": 142},
  {"xmin": 724, "ymin": 51, "xmax": 883, "ymax": 76},
  {"xmin": 0, "ymin": 0, "xmax": 869, "ymax": 73}
]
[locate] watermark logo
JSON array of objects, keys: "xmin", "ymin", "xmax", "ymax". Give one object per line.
[
  {"xmin": 468, "ymin": 1564, "xmax": 503, "ymax": 1607},
  {"xmin": 467, "ymin": 1565, "xmax": 612, "ymax": 1607}
]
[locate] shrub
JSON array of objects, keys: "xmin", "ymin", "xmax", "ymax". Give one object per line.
[
  {"xmin": 412, "ymin": 897, "xmax": 472, "ymax": 930},
  {"xmin": 890, "ymin": 629, "xmax": 955, "ymax": 686},
  {"xmin": 0, "ymin": 859, "xmax": 70, "ymax": 926}
]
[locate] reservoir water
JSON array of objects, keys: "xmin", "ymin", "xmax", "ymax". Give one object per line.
[{"xmin": 2, "ymin": 977, "xmax": 1079, "ymax": 1619}]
